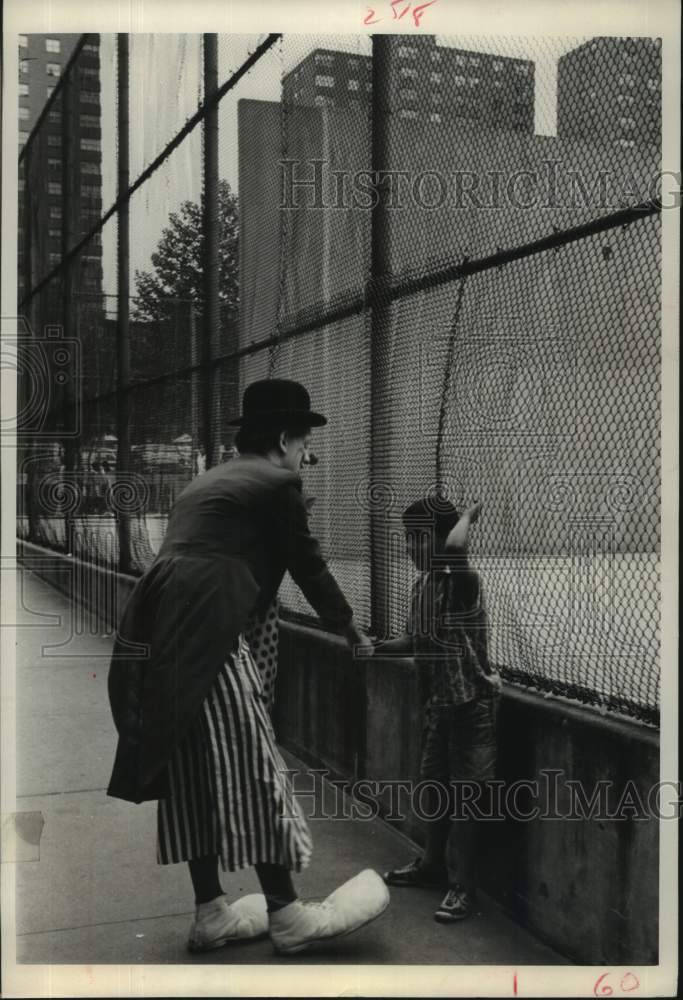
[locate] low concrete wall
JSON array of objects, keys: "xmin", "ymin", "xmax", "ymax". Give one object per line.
[
  {"xmin": 17, "ymin": 539, "xmax": 138, "ymax": 631},
  {"xmin": 19, "ymin": 541, "xmax": 659, "ymax": 965},
  {"xmin": 275, "ymin": 619, "xmax": 660, "ymax": 967}
]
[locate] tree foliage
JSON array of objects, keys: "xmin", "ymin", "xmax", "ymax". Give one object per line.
[{"xmin": 132, "ymin": 179, "xmax": 239, "ymax": 325}]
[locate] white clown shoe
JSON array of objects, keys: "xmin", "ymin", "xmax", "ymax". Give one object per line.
[
  {"xmin": 188, "ymin": 892, "xmax": 269, "ymax": 953},
  {"xmin": 269, "ymin": 869, "xmax": 390, "ymax": 955}
]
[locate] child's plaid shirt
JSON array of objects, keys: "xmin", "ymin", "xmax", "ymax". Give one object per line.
[{"xmin": 406, "ymin": 559, "xmax": 496, "ymax": 707}]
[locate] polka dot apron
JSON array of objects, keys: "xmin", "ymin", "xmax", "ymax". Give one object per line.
[{"xmin": 243, "ymin": 598, "xmax": 280, "ymax": 713}]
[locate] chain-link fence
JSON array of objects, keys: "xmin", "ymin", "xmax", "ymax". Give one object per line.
[{"xmin": 16, "ymin": 32, "xmax": 662, "ymax": 725}]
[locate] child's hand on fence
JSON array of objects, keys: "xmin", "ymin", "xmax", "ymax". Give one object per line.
[
  {"xmin": 446, "ymin": 501, "xmax": 482, "ymax": 552},
  {"xmin": 466, "ymin": 500, "xmax": 482, "ymax": 524}
]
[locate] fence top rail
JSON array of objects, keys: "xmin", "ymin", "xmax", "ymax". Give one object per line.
[{"xmin": 18, "ymin": 32, "xmax": 282, "ymax": 313}]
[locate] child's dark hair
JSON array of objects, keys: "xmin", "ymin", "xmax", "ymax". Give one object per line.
[
  {"xmin": 402, "ymin": 497, "xmax": 460, "ymax": 539},
  {"xmin": 234, "ymin": 423, "xmax": 310, "ymax": 456}
]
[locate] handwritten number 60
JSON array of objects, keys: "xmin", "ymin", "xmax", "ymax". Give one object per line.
[{"xmin": 594, "ymin": 972, "xmax": 640, "ymax": 997}]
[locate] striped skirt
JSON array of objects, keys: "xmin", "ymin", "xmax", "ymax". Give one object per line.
[{"xmin": 156, "ymin": 621, "xmax": 312, "ymax": 873}]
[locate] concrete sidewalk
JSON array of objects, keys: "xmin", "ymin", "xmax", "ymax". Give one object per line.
[{"xmin": 13, "ymin": 568, "xmax": 565, "ymax": 966}]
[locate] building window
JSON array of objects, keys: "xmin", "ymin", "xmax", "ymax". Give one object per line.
[
  {"xmin": 80, "ymin": 185, "xmax": 101, "ymax": 198},
  {"xmin": 647, "ymin": 77, "xmax": 659, "ymax": 90},
  {"xmin": 400, "ymin": 66, "xmax": 418, "ymax": 78},
  {"xmin": 47, "ymin": 86, "xmax": 55, "ymax": 98},
  {"xmin": 399, "ymin": 88, "xmax": 418, "ymax": 102},
  {"xmin": 431, "ymin": 92, "xmax": 442, "ymax": 104},
  {"xmin": 618, "ymin": 138, "xmax": 636, "ymax": 149},
  {"xmin": 46, "ymin": 38, "xmax": 61, "ymax": 53},
  {"xmin": 80, "ymin": 90, "xmax": 99, "ymax": 104},
  {"xmin": 48, "ymin": 158, "xmax": 61, "ymax": 169},
  {"xmin": 429, "ymin": 111, "xmax": 442, "ymax": 123},
  {"xmin": 81, "ymin": 161, "xmax": 100, "ymax": 175},
  {"xmin": 19, "ymin": 106, "xmax": 29, "ymax": 120},
  {"xmin": 80, "ymin": 66, "xmax": 99, "ymax": 78},
  {"xmin": 83, "ymin": 43, "xmax": 99, "ymax": 53},
  {"xmin": 348, "ymin": 58, "xmax": 359, "ymax": 69},
  {"xmin": 619, "ymin": 116, "xmax": 636, "ymax": 130},
  {"xmin": 430, "ymin": 71, "xmax": 441, "ymax": 83},
  {"xmin": 493, "ymin": 60, "xmax": 503, "ymax": 72},
  {"xmin": 79, "ymin": 113, "xmax": 100, "ymax": 128},
  {"xmin": 18, "ymin": 179, "xmax": 26, "ymax": 191},
  {"xmin": 314, "ymin": 52, "xmax": 334, "ymax": 66},
  {"xmin": 515, "ymin": 64, "xmax": 529, "ymax": 76},
  {"xmin": 20, "ymin": 59, "xmax": 29, "ymax": 74},
  {"xmin": 469, "ymin": 56, "xmax": 480, "ymax": 66},
  {"xmin": 19, "ymin": 34, "xmax": 28, "ymax": 47},
  {"xmin": 455, "ymin": 54, "xmax": 466, "ymax": 66},
  {"xmin": 398, "ymin": 108, "xmax": 418, "ymax": 120},
  {"xmin": 47, "ymin": 134, "xmax": 61, "ymax": 147},
  {"xmin": 49, "ymin": 228, "xmax": 61, "ymax": 239},
  {"xmin": 48, "ymin": 110, "xmax": 60, "ymax": 123},
  {"xmin": 454, "ymin": 75, "xmax": 466, "ymax": 87},
  {"xmin": 618, "ymin": 73, "xmax": 634, "ymax": 87},
  {"xmin": 81, "ymin": 138, "xmax": 101, "ymax": 151},
  {"xmin": 348, "ymin": 79, "xmax": 359, "ymax": 91},
  {"xmin": 398, "ymin": 45, "xmax": 418, "ymax": 58},
  {"xmin": 365, "ymin": 82, "xmax": 372, "ymax": 92},
  {"xmin": 50, "ymin": 206, "xmax": 62, "ymax": 219},
  {"xmin": 469, "ymin": 76, "xmax": 480, "ymax": 87},
  {"xmin": 46, "ymin": 62, "xmax": 61, "ymax": 77},
  {"xmin": 313, "ymin": 94, "xmax": 333, "ymax": 107},
  {"xmin": 493, "ymin": 80, "xmax": 503, "ymax": 89},
  {"xmin": 19, "ymin": 83, "xmax": 29, "ymax": 97},
  {"xmin": 48, "ymin": 182, "xmax": 62, "ymax": 195},
  {"xmin": 431, "ymin": 51, "xmax": 441, "ymax": 62},
  {"xmin": 315, "ymin": 74, "xmax": 334, "ymax": 88}
]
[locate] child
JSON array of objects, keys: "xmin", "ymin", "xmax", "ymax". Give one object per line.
[{"xmin": 376, "ymin": 497, "xmax": 501, "ymax": 923}]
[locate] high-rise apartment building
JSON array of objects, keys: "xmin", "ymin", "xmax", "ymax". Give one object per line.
[
  {"xmin": 18, "ymin": 33, "xmax": 103, "ymax": 308},
  {"xmin": 282, "ymin": 36, "xmax": 535, "ymax": 133},
  {"xmin": 557, "ymin": 36, "xmax": 661, "ymax": 147}
]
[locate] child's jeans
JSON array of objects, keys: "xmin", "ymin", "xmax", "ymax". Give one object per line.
[{"xmin": 420, "ymin": 691, "xmax": 500, "ymax": 891}]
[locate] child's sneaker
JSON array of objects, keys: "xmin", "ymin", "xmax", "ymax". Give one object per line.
[
  {"xmin": 383, "ymin": 855, "xmax": 447, "ymax": 888},
  {"xmin": 434, "ymin": 884, "xmax": 476, "ymax": 922}
]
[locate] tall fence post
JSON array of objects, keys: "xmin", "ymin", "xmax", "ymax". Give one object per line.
[
  {"xmin": 116, "ymin": 34, "xmax": 132, "ymax": 573},
  {"xmin": 369, "ymin": 35, "xmax": 394, "ymax": 642},
  {"xmin": 61, "ymin": 60, "xmax": 77, "ymax": 556},
  {"xmin": 202, "ymin": 33, "xmax": 219, "ymax": 469},
  {"xmin": 21, "ymin": 146, "xmax": 39, "ymax": 544}
]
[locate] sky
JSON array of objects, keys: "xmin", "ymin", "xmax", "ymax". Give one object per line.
[{"xmin": 97, "ymin": 31, "xmax": 588, "ymax": 307}]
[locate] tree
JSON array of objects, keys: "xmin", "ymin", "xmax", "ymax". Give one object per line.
[{"xmin": 132, "ymin": 178, "xmax": 239, "ymax": 326}]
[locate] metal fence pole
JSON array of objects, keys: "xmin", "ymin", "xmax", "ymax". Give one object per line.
[
  {"xmin": 61, "ymin": 61, "xmax": 77, "ymax": 555},
  {"xmin": 202, "ymin": 33, "xmax": 219, "ymax": 469},
  {"xmin": 369, "ymin": 35, "xmax": 393, "ymax": 640},
  {"xmin": 116, "ymin": 34, "xmax": 132, "ymax": 573},
  {"xmin": 21, "ymin": 147, "xmax": 39, "ymax": 544}
]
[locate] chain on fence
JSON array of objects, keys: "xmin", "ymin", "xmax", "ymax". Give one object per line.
[{"xmin": 16, "ymin": 32, "xmax": 662, "ymax": 724}]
